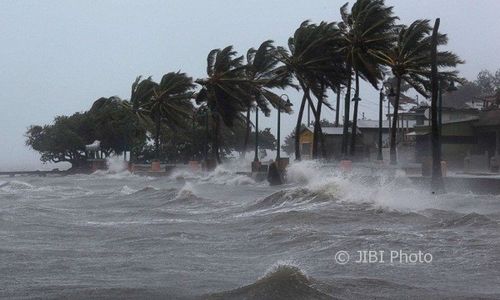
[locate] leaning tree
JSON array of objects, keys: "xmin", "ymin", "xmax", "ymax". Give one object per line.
[
  {"xmin": 195, "ymin": 46, "xmax": 254, "ymax": 164},
  {"xmin": 373, "ymin": 19, "xmax": 463, "ymax": 164},
  {"xmin": 275, "ymin": 21, "xmax": 346, "ymax": 160},
  {"xmin": 242, "ymin": 40, "xmax": 293, "ymax": 159},
  {"xmin": 145, "ymin": 72, "xmax": 195, "ymax": 160},
  {"xmin": 338, "ymin": 0, "xmax": 397, "ymax": 157}
]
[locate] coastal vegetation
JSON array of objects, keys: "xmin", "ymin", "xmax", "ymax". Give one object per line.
[{"xmin": 27, "ymin": 0, "xmax": 469, "ymax": 169}]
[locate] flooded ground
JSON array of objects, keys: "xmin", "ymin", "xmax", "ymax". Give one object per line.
[{"xmin": 1, "ymin": 161, "xmax": 500, "ymax": 299}]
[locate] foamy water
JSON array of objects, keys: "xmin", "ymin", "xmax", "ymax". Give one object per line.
[{"xmin": 1, "ymin": 161, "xmax": 500, "ymax": 299}]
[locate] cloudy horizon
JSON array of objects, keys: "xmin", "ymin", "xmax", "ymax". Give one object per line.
[{"xmin": 1, "ymin": 0, "xmax": 499, "ymax": 170}]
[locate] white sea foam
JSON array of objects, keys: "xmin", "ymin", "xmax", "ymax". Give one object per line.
[
  {"xmin": 283, "ymin": 160, "xmax": 500, "ymax": 214},
  {"xmin": 120, "ymin": 185, "xmax": 138, "ymax": 195}
]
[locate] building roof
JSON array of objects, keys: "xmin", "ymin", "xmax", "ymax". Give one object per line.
[
  {"xmin": 357, "ymin": 119, "xmax": 390, "ymax": 129},
  {"xmin": 415, "ymin": 116, "xmax": 479, "ymax": 130},
  {"xmin": 444, "ymin": 116, "xmax": 479, "ymax": 124},
  {"xmin": 302, "ymin": 126, "xmax": 361, "ymax": 135}
]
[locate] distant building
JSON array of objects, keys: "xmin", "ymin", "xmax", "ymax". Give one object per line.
[
  {"xmin": 356, "ymin": 120, "xmax": 390, "ymax": 157},
  {"xmin": 298, "ymin": 126, "xmax": 360, "ymax": 160},
  {"xmin": 414, "ymin": 109, "xmax": 500, "ymax": 169}
]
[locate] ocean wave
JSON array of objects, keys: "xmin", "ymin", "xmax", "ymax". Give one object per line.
[
  {"xmin": 284, "ymin": 162, "xmax": 500, "ymax": 215},
  {"xmin": 206, "ymin": 264, "xmax": 333, "ymax": 300},
  {"xmin": 200, "ymin": 165, "xmax": 256, "ymax": 186},
  {"xmin": 251, "ymin": 186, "xmax": 335, "ymax": 210},
  {"xmin": 119, "ymin": 185, "xmax": 139, "ymax": 195},
  {"xmin": 119, "ymin": 185, "xmax": 160, "ymax": 195},
  {"xmin": 0, "ymin": 180, "xmax": 35, "ymax": 191},
  {"xmin": 437, "ymin": 212, "xmax": 498, "ymax": 228}
]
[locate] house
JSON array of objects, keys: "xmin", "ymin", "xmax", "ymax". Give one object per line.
[
  {"xmin": 414, "ymin": 109, "xmax": 500, "ymax": 169},
  {"xmin": 298, "ymin": 126, "xmax": 360, "ymax": 159},
  {"xmin": 356, "ymin": 120, "xmax": 390, "ymax": 157}
]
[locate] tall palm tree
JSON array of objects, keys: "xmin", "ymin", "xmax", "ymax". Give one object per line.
[
  {"xmin": 196, "ymin": 46, "xmax": 254, "ymax": 164},
  {"xmin": 125, "ymin": 76, "xmax": 158, "ymax": 163},
  {"xmin": 373, "ymin": 19, "xmax": 463, "ymax": 164},
  {"xmin": 145, "ymin": 72, "xmax": 195, "ymax": 160},
  {"xmin": 242, "ymin": 40, "xmax": 293, "ymax": 159},
  {"xmin": 338, "ymin": 0, "xmax": 397, "ymax": 157},
  {"xmin": 275, "ymin": 21, "xmax": 345, "ymax": 160}
]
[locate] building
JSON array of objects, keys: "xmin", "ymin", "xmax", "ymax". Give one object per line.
[
  {"xmin": 414, "ymin": 109, "xmax": 500, "ymax": 169},
  {"xmin": 356, "ymin": 120, "xmax": 390, "ymax": 158},
  {"xmin": 298, "ymin": 126, "xmax": 360, "ymax": 160}
]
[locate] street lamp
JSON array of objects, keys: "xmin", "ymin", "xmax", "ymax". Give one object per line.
[
  {"xmin": 277, "ymin": 94, "xmax": 292, "ymax": 161},
  {"xmin": 254, "ymin": 106, "xmax": 259, "ymax": 163},
  {"xmin": 378, "ymin": 90, "xmax": 384, "ymax": 161}
]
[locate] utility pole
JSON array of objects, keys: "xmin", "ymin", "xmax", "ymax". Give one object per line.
[{"xmin": 430, "ymin": 18, "xmax": 444, "ymax": 193}]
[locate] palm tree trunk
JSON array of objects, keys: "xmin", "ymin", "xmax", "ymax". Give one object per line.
[
  {"xmin": 350, "ymin": 71, "xmax": 360, "ymax": 157},
  {"xmin": 294, "ymin": 92, "xmax": 308, "ymax": 161},
  {"xmin": 154, "ymin": 112, "xmax": 161, "ymax": 160},
  {"xmin": 312, "ymin": 87, "xmax": 324, "ymax": 159},
  {"xmin": 430, "ymin": 18, "xmax": 444, "ymax": 193},
  {"xmin": 214, "ymin": 115, "xmax": 221, "ymax": 164},
  {"xmin": 390, "ymin": 76, "xmax": 402, "ymax": 165},
  {"xmin": 341, "ymin": 63, "xmax": 352, "ymax": 157},
  {"xmin": 241, "ymin": 108, "xmax": 251, "ymax": 159},
  {"xmin": 335, "ymin": 84, "xmax": 341, "ymax": 127}
]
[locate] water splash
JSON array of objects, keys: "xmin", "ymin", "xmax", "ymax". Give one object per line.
[{"xmin": 106, "ymin": 156, "xmax": 129, "ymax": 173}]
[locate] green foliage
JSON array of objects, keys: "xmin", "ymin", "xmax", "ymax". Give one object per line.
[
  {"xmin": 26, "ymin": 113, "xmax": 91, "ymax": 167},
  {"xmin": 276, "ymin": 21, "xmax": 347, "ymax": 96},
  {"xmin": 475, "ymin": 69, "xmax": 500, "ymax": 95},
  {"xmin": 88, "ymin": 96, "xmax": 146, "ymax": 156},
  {"xmin": 443, "ymin": 69, "xmax": 500, "ymax": 108},
  {"xmin": 246, "ymin": 40, "xmax": 293, "ymax": 116},
  {"xmin": 339, "ymin": 0, "xmax": 397, "ymax": 88},
  {"xmin": 196, "ymin": 46, "xmax": 253, "ymax": 127},
  {"xmin": 373, "ymin": 19, "xmax": 463, "ymax": 97},
  {"xmin": 26, "ymin": 97, "xmax": 146, "ymax": 168}
]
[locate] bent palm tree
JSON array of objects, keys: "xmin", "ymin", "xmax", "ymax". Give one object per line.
[
  {"xmin": 196, "ymin": 46, "xmax": 253, "ymax": 164},
  {"xmin": 373, "ymin": 19, "xmax": 463, "ymax": 164},
  {"xmin": 338, "ymin": 0, "xmax": 397, "ymax": 157},
  {"xmin": 145, "ymin": 72, "xmax": 195, "ymax": 160},
  {"xmin": 243, "ymin": 40, "xmax": 293, "ymax": 159},
  {"xmin": 275, "ymin": 21, "xmax": 345, "ymax": 160},
  {"xmin": 123, "ymin": 76, "xmax": 158, "ymax": 162}
]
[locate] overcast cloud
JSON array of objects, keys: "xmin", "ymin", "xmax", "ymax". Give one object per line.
[{"xmin": 1, "ymin": 0, "xmax": 499, "ymax": 170}]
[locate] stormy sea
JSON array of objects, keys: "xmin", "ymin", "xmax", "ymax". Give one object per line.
[{"xmin": 2, "ymin": 160, "xmax": 500, "ymax": 299}]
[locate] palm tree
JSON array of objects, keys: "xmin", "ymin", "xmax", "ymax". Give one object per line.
[
  {"xmin": 243, "ymin": 40, "xmax": 293, "ymax": 160},
  {"xmin": 125, "ymin": 76, "xmax": 158, "ymax": 163},
  {"xmin": 196, "ymin": 46, "xmax": 254, "ymax": 164},
  {"xmin": 145, "ymin": 72, "xmax": 195, "ymax": 160},
  {"xmin": 373, "ymin": 19, "xmax": 463, "ymax": 164},
  {"xmin": 338, "ymin": 0, "xmax": 397, "ymax": 157},
  {"xmin": 275, "ymin": 21, "xmax": 345, "ymax": 160}
]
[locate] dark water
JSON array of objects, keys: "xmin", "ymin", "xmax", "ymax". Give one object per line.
[{"xmin": 1, "ymin": 161, "xmax": 500, "ymax": 299}]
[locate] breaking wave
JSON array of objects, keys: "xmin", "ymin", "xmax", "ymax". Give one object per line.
[{"xmin": 207, "ymin": 264, "xmax": 333, "ymax": 300}]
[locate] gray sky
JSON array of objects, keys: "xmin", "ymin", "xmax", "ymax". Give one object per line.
[{"xmin": 1, "ymin": 0, "xmax": 499, "ymax": 170}]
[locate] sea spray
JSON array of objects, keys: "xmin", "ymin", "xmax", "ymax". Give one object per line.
[{"xmin": 106, "ymin": 156, "xmax": 129, "ymax": 173}]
